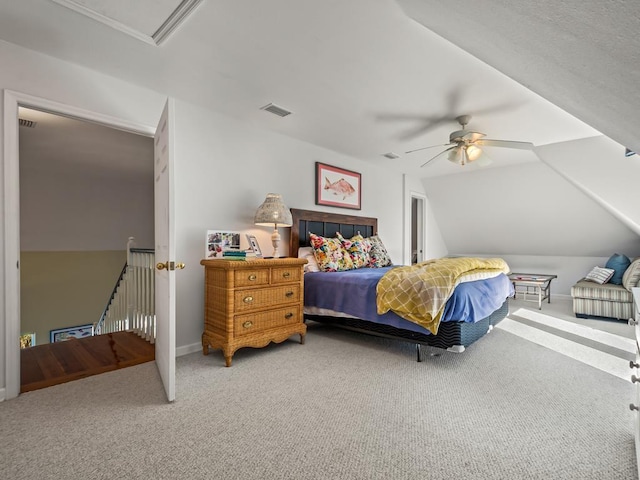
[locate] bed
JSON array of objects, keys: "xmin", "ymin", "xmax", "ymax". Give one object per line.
[{"xmin": 288, "ymin": 208, "xmax": 513, "ymax": 361}]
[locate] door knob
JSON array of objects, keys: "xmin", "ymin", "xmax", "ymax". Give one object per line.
[{"xmin": 156, "ymin": 261, "xmax": 186, "ymax": 271}]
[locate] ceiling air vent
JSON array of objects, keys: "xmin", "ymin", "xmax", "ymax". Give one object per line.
[
  {"xmin": 383, "ymin": 152, "xmax": 400, "ymax": 159},
  {"xmin": 260, "ymin": 103, "xmax": 292, "ymax": 118},
  {"xmin": 19, "ymin": 119, "xmax": 37, "ymax": 128}
]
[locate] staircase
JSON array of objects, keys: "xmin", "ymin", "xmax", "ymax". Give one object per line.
[{"xmin": 95, "ymin": 237, "xmax": 156, "ymax": 342}]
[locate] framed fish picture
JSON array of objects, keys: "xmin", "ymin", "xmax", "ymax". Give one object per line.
[{"xmin": 315, "ymin": 162, "xmax": 361, "ymax": 210}]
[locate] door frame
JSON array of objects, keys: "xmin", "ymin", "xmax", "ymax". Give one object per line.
[
  {"xmin": 410, "ymin": 192, "xmax": 426, "ymax": 264},
  {"xmin": 3, "ymin": 89, "xmax": 155, "ymax": 400}
]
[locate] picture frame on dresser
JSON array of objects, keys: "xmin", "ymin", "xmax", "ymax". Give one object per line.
[
  {"xmin": 245, "ymin": 234, "xmax": 263, "ymax": 258},
  {"xmin": 206, "ymin": 230, "xmax": 241, "ymax": 259}
]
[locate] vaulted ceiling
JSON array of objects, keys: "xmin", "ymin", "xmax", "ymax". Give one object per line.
[{"xmin": 1, "ymin": 0, "xmax": 636, "ymax": 178}]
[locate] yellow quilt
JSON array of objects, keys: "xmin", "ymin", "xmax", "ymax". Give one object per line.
[{"xmin": 376, "ymin": 257, "xmax": 510, "ymax": 334}]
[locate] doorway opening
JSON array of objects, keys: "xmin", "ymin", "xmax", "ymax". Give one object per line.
[
  {"xmin": 411, "ymin": 194, "xmax": 426, "ymax": 264},
  {"xmin": 4, "ymin": 90, "xmax": 156, "ymax": 399},
  {"xmin": 18, "ymin": 107, "xmax": 155, "ymax": 392}
]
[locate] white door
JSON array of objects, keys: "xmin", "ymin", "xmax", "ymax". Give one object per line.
[{"xmin": 154, "ymin": 99, "xmax": 177, "ymax": 402}]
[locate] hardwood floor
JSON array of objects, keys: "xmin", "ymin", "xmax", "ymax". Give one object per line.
[{"xmin": 20, "ymin": 331, "xmax": 155, "ymax": 393}]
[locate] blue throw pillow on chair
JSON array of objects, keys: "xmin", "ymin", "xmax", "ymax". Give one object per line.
[{"xmin": 605, "ymin": 253, "xmax": 631, "ymax": 285}]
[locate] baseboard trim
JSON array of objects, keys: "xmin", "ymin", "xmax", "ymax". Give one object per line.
[
  {"xmin": 176, "ymin": 342, "xmax": 202, "ymax": 357},
  {"xmin": 0, "ymin": 387, "xmax": 6, "ymax": 402}
]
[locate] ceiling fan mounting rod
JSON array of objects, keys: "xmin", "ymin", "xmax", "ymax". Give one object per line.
[{"xmin": 456, "ymin": 114, "xmax": 471, "ymax": 128}]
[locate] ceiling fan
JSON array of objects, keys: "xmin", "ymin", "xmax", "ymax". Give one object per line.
[{"xmin": 406, "ymin": 115, "xmax": 534, "ymax": 168}]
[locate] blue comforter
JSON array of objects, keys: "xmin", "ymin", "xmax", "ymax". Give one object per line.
[{"xmin": 304, "ymin": 267, "xmax": 513, "ymax": 334}]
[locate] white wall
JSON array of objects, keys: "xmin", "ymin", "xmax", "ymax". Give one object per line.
[
  {"xmin": 20, "ymin": 165, "xmax": 154, "ymax": 251},
  {"xmin": 537, "ymin": 135, "xmax": 640, "ymax": 236},
  {"xmin": 172, "ymin": 100, "xmax": 404, "ymax": 352},
  {"xmin": 422, "ymin": 159, "xmax": 640, "ymax": 294}
]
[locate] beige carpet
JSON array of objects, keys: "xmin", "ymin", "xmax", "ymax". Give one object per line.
[{"xmin": 0, "ymin": 310, "xmax": 637, "ymax": 479}]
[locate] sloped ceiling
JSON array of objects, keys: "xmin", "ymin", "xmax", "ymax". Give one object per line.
[
  {"xmin": 0, "ymin": 0, "xmax": 617, "ymax": 178},
  {"xmin": 397, "ymin": 0, "xmax": 640, "ymax": 161}
]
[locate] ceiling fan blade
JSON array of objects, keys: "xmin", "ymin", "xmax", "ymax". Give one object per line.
[
  {"xmin": 469, "ymin": 101, "xmax": 524, "ymax": 117},
  {"xmin": 376, "ymin": 113, "xmax": 437, "ymax": 121},
  {"xmin": 406, "ymin": 143, "xmax": 453, "ymax": 155},
  {"xmin": 397, "ymin": 123, "xmax": 443, "ymax": 141},
  {"xmin": 476, "ymin": 139, "xmax": 534, "ymax": 150},
  {"xmin": 376, "ymin": 112, "xmax": 455, "ymax": 140},
  {"xmin": 421, "ymin": 146, "xmax": 455, "ymax": 168}
]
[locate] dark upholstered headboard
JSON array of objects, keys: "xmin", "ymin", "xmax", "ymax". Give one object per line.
[{"xmin": 289, "ymin": 208, "xmax": 378, "ymax": 257}]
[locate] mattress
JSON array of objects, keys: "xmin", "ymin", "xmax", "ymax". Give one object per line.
[
  {"xmin": 303, "ymin": 267, "xmax": 513, "ymax": 351},
  {"xmin": 304, "ymin": 267, "xmax": 513, "ymax": 333}
]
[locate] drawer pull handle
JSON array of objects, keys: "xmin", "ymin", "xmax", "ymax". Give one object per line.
[
  {"xmin": 243, "ymin": 296, "xmax": 254, "ymax": 303},
  {"xmin": 285, "ymin": 291, "xmax": 294, "ymax": 298},
  {"xmin": 282, "ymin": 272, "xmax": 291, "ymax": 278},
  {"xmin": 632, "ymin": 375, "xmax": 640, "ymax": 384},
  {"xmin": 243, "ymin": 321, "xmax": 253, "ymax": 329},
  {"xmin": 248, "ymin": 274, "xmax": 257, "ymax": 281},
  {"xmin": 631, "ymin": 404, "xmax": 640, "ymax": 411},
  {"xmin": 284, "ymin": 312, "xmax": 294, "ymax": 319},
  {"xmin": 630, "ymin": 361, "xmax": 640, "ymax": 369}
]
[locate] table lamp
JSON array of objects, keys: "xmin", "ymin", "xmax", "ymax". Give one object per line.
[{"xmin": 254, "ymin": 193, "xmax": 293, "ymax": 258}]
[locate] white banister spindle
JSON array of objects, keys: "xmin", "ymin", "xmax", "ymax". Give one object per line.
[{"xmin": 97, "ymin": 238, "xmax": 155, "ymax": 342}]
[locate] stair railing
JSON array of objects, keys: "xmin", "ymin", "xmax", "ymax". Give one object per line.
[
  {"xmin": 95, "ymin": 237, "xmax": 156, "ymax": 343},
  {"xmin": 95, "ymin": 262, "xmax": 128, "ymax": 335}
]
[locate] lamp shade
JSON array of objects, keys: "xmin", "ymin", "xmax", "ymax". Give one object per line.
[{"xmin": 254, "ymin": 193, "xmax": 293, "ymax": 227}]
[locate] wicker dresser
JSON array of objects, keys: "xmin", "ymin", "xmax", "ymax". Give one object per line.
[{"xmin": 200, "ymin": 257, "xmax": 307, "ymax": 366}]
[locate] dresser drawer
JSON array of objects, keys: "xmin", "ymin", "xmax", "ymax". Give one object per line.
[
  {"xmin": 234, "ymin": 307, "xmax": 302, "ymax": 336},
  {"xmin": 234, "ymin": 268, "xmax": 269, "ymax": 287},
  {"xmin": 234, "ymin": 285, "xmax": 301, "ymax": 312},
  {"xmin": 271, "ymin": 266, "xmax": 302, "ymax": 284}
]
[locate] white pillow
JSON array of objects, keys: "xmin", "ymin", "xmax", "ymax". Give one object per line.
[
  {"xmin": 298, "ymin": 246, "xmax": 320, "ymax": 273},
  {"xmin": 585, "ymin": 266, "xmax": 615, "ymax": 284}
]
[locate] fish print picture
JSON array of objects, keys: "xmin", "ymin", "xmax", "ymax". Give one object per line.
[
  {"xmin": 315, "ymin": 162, "xmax": 361, "ymax": 210},
  {"xmin": 324, "ymin": 177, "xmax": 355, "ymax": 200}
]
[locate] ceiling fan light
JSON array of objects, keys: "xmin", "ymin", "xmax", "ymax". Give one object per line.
[
  {"xmin": 447, "ymin": 146, "xmax": 463, "ymax": 164},
  {"xmin": 466, "ymin": 144, "xmax": 483, "ymax": 161}
]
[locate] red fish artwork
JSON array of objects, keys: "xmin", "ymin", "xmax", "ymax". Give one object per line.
[{"xmin": 324, "ymin": 177, "xmax": 355, "ymax": 200}]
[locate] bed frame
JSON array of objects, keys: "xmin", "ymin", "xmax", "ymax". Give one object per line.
[{"xmin": 289, "ymin": 208, "xmax": 509, "ymax": 361}]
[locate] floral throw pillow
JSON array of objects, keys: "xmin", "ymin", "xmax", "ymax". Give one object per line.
[
  {"xmin": 309, "ymin": 233, "xmax": 354, "ymax": 272},
  {"xmin": 364, "ymin": 235, "xmax": 393, "ymax": 268},
  {"xmin": 336, "ymin": 232, "xmax": 371, "ymax": 269}
]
